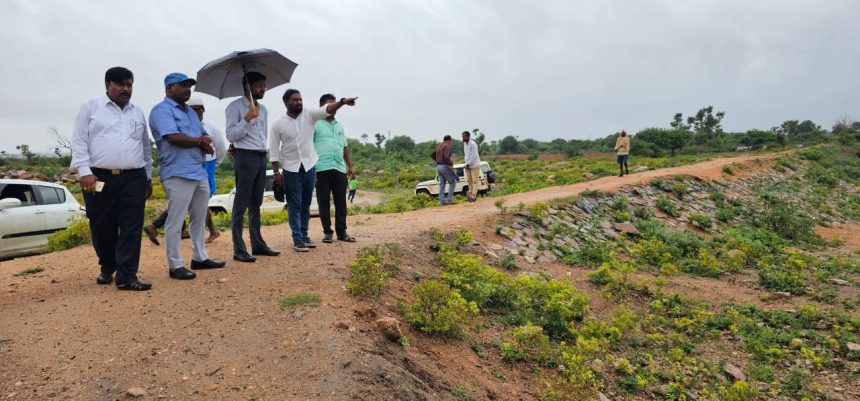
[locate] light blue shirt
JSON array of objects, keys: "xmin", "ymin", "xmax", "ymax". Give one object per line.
[
  {"xmin": 149, "ymin": 97, "xmax": 208, "ymax": 181},
  {"xmin": 225, "ymin": 97, "xmax": 268, "ymax": 151}
]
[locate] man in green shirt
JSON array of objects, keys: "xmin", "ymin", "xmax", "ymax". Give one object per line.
[
  {"xmin": 314, "ymin": 94, "xmax": 356, "ymax": 243},
  {"xmin": 348, "ymin": 176, "xmax": 358, "ymax": 203}
]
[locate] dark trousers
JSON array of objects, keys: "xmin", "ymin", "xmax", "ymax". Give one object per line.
[
  {"xmin": 315, "ymin": 169, "xmax": 348, "ymax": 236},
  {"xmin": 348, "ymin": 189, "xmax": 356, "ymax": 203},
  {"xmin": 284, "ymin": 165, "xmax": 315, "ymax": 246},
  {"xmin": 231, "ymin": 150, "xmax": 268, "ymax": 255},
  {"xmin": 83, "ymin": 168, "xmax": 146, "ymax": 286},
  {"xmin": 151, "ymin": 210, "xmax": 186, "ymax": 231}
]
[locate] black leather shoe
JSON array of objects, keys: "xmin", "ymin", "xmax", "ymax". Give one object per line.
[
  {"xmin": 233, "ymin": 253, "xmax": 256, "ymax": 263},
  {"xmin": 252, "ymin": 247, "xmax": 281, "ymax": 256},
  {"xmin": 190, "ymin": 259, "xmax": 226, "ymax": 270},
  {"xmin": 117, "ymin": 280, "xmax": 152, "ymax": 291},
  {"xmin": 168, "ymin": 267, "xmax": 197, "ymax": 280},
  {"xmin": 96, "ymin": 273, "xmax": 113, "ymax": 285}
]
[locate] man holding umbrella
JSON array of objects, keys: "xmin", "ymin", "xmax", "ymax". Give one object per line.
[
  {"xmin": 225, "ymin": 71, "xmax": 280, "ymax": 262},
  {"xmin": 269, "ymin": 90, "xmax": 357, "ymax": 252}
]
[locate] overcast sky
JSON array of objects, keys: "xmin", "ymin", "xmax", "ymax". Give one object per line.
[{"xmin": 1, "ymin": 0, "xmax": 858, "ymax": 153}]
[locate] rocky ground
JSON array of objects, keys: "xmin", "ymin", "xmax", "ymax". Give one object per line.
[{"xmin": 6, "ymin": 153, "xmax": 857, "ymax": 401}]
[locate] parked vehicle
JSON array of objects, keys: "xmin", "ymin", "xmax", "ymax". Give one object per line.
[
  {"xmin": 208, "ymin": 170, "xmax": 318, "ymax": 216},
  {"xmin": 414, "ymin": 161, "xmax": 495, "ymax": 197},
  {"xmin": 0, "ymin": 179, "xmax": 85, "ymax": 259}
]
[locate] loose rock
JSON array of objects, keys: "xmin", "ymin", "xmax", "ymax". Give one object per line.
[
  {"xmin": 126, "ymin": 386, "xmax": 147, "ymax": 397},
  {"xmin": 723, "ymin": 363, "xmax": 746, "ymax": 382},
  {"xmin": 374, "ymin": 317, "xmax": 403, "ymax": 342}
]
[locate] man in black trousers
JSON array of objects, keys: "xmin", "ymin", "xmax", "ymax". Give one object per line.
[
  {"xmin": 313, "ymin": 94, "xmax": 356, "ymax": 243},
  {"xmin": 70, "ymin": 66, "xmax": 153, "ymax": 291},
  {"xmin": 225, "ymin": 72, "xmax": 280, "ymax": 262}
]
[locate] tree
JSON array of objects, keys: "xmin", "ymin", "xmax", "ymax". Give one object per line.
[
  {"xmin": 634, "ymin": 128, "xmax": 691, "ymax": 156},
  {"xmin": 360, "ymin": 133, "xmax": 369, "ymax": 145},
  {"xmin": 374, "ymin": 133, "xmax": 386, "ymax": 150},
  {"xmin": 670, "ymin": 113, "xmax": 690, "ymax": 131},
  {"xmin": 49, "ymin": 126, "xmax": 72, "ymax": 155},
  {"xmin": 686, "ymin": 106, "xmax": 725, "ymax": 139},
  {"xmin": 385, "ymin": 135, "xmax": 416, "ymax": 153},
  {"xmin": 472, "ymin": 128, "xmax": 486, "ymax": 147},
  {"xmin": 15, "ymin": 144, "xmax": 37, "ymax": 165},
  {"xmin": 498, "ymin": 135, "xmax": 520, "ymax": 154}
]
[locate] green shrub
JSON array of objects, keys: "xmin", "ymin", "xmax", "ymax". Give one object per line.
[
  {"xmin": 46, "ymin": 216, "xmax": 91, "ymax": 252},
  {"xmin": 510, "ymin": 273, "xmax": 589, "ymax": 338},
  {"xmin": 562, "ymin": 241, "xmax": 612, "ymax": 266},
  {"xmin": 752, "ymin": 194, "xmax": 820, "ymax": 243},
  {"xmin": 671, "ymin": 181, "xmax": 688, "ymax": 198},
  {"xmin": 631, "ymin": 237, "xmax": 673, "ymax": 266},
  {"xmin": 723, "ymin": 165, "xmax": 735, "ymax": 175},
  {"xmin": 757, "ymin": 252, "xmax": 810, "ymax": 294},
  {"xmin": 500, "ymin": 323, "xmax": 553, "ymax": 362},
  {"xmin": 500, "ymin": 252, "xmax": 520, "ymax": 270},
  {"xmin": 347, "ymin": 246, "xmax": 392, "ymax": 298},
  {"xmin": 439, "ymin": 251, "xmax": 512, "ymax": 308},
  {"xmin": 717, "ymin": 381, "xmax": 757, "ymax": 401},
  {"xmin": 632, "ymin": 206, "xmax": 654, "ymax": 220},
  {"xmin": 656, "ymin": 196, "xmax": 679, "ymax": 217},
  {"xmin": 588, "ymin": 258, "xmax": 637, "ymax": 295},
  {"xmin": 279, "ymin": 293, "xmax": 321, "ymax": 309},
  {"xmin": 528, "ymin": 201, "xmax": 550, "ymax": 221},
  {"xmin": 611, "ymin": 196, "xmax": 628, "ymax": 211},
  {"xmin": 403, "ymin": 280, "xmax": 479, "ymax": 336},
  {"xmin": 715, "ymin": 207, "xmax": 735, "ymax": 222},
  {"xmin": 688, "ymin": 213, "xmax": 713, "ymax": 229},
  {"xmin": 681, "ymin": 249, "xmax": 725, "ymax": 277}
]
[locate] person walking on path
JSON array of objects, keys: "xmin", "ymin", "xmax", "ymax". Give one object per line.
[
  {"xmin": 462, "ymin": 130, "xmax": 481, "ymax": 202},
  {"xmin": 348, "ymin": 175, "xmax": 358, "ymax": 203},
  {"xmin": 149, "ymin": 72, "xmax": 226, "ymax": 281},
  {"xmin": 313, "ymin": 94, "xmax": 356, "ymax": 243},
  {"xmin": 225, "ymin": 71, "xmax": 280, "ymax": 262},
  {"xmin": 434, "ymin": 135, "xmax": 457, "ymax": 205},
  {"xmin": 615, "ymin": 130, "xmax": 631, "ymax": 177},
  {"xmin": 70, "ymin": 66, "xmax": 154, "ymax": 291},
  {"xmin": 269, "ymin": 89, "xmax": 358, "ymax": 252},
  {"xmin": 143, "ymin": 97, "xmax": 225, "ymax": 245}
]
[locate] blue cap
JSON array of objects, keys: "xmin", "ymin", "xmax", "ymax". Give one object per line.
[{"xmin": 163, "ymin": 72, "xmax": 196, "ymax": 87}]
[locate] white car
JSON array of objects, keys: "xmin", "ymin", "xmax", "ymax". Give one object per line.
[
  {"xmin": 0, "ymin": 179, "xmax": 85, "ymax": 260},
  {"xmin": 208, "ymin": 170, "xmax": 318, "ymax": 216},
  {"xmin": 415, "ymin": 161, "xmax": 495, "ymax": 197}
]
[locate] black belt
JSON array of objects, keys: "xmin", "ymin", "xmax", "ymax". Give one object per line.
[
  {"xmin": 91, "ymin": 167, "xmax": 144, "ymax": 175},
  {"xmin": 234, "ymin": 148, "xmax": 267, "ymax": 155}
]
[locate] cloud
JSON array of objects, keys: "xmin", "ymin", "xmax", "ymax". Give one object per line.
[{"xmin": 0, "ymin": 0, "xmax": 858, "ymax": 152}]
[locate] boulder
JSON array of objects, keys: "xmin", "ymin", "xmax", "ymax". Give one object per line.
[
  {"xmin": 126, "ymin": 387, "xmax": 147, "ymax": 397},
  {"xmin": 613, "ymin": 223, "xmax": 640, "ymax": 237},
  {"xmin": 723, "ymin": 363, "xmax": 746, "ymax": 382},
  {"xmin": 374, "ymin": 317, "xmax": 403, "ymax": 342}
]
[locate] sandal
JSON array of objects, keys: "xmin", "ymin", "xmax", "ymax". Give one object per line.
[
  {"xmin": 322, "ymin": 233, "xmax": 333, "ymax": 243},
  {"xmin": 337, "ymin": 234, "xmax": 357, "ymax": 242}
]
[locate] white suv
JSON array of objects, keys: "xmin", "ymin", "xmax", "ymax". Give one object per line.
[
  {"xmin": 0, "ymin": 179, "xmax": 85, "ymax": 259},
  {"xmin": 415, "ymin": 161, "xmax": 495, "ymax": 197},
  {"xmin": 208, "ymin": 170, "xmax": 318, "ymax": 216}
]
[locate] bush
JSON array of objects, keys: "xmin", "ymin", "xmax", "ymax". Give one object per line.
[
  {"xmin": 46, "ymin": 216, "xmax": 91, "ymax": 252},
  {"xmin": 757, "ymin": 253, "xmax": 810, "ymax": 294},
  {"xmin": 528, "ymin": 201, "xmax": 550, "ymax": 221},
  {"xmin": 510, "ymin": 273, "xmax": 589, "ymax": 338},
  {"xmin": 403, "ymin": 280, "xmax": 479, "ymax": 336},
  {"xmin": 688, "ymin": 213, "xmax": 713, "ymax": 229},
  {"xmin": 439, "ymin": 251, "xmax": 512, "ymax": 308},
  {"xmin": 656, "ymin": 196, "xmax": 679, "ymax": 217},
  {"xmin": 562, "ymin": 241, "xmax": 612, "ymax": 266},
  {"xmin": 347, "ymin": 246, "xmax": 393, "ymax": 298},
  {"xmin": 500, "ymin": 323, "xmax": 553, "ymax": 362},
  {"xmin": 671, "ymin": 181, "xmax": 688, "ymax": 199},
  {"xmin": 752, "ymin": 194, "xmax": 820, "ymax": 243},
  {"xmin": 500, "ymin": 252, "xmax": 520, "ymax": 270}
]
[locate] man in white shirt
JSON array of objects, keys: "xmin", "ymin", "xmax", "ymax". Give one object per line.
[
  {"xmin": 462, "ymin": 130, "xmax": 482, "ymax": 202},
  {"xmin": 269, "ymin": 89, "xmax": 357, "ymax": 252},
  {"xmin": 70, "ymin": 66, "xmax": 153, "ymax": 291}
]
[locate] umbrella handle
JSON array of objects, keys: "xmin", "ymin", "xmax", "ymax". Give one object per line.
[{"xmin": 241, "ymin": 62, "xmax": 255, "ymax": 109}]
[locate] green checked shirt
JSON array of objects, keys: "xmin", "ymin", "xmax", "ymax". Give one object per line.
[{"xmin": 313, "ymin": 118, "xmax": 347, "ymax": 174}]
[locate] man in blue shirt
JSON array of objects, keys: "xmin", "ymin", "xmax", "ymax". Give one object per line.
[{"xmin": 149, "ymin": 72, "xmax": 226, "ymax": 280}]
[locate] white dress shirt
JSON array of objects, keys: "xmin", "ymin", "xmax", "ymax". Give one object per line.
[
  {"xmin": 464, "ymin": 140, "xmax": 481, "ymax": 167},
  {"xmin": 70, "ymin": 94, "xmax": 153, "ymax": 179},
  {"xmin": 268, "ymin": 106, "xmax": 330, "ymax": 172},
  {"xmin": 202, "ymin": 119, "xmax": 228, "ymax": 166},
  {"xmin": 225, "ymin": 97, "xmax": 268, "ymax": 151}
]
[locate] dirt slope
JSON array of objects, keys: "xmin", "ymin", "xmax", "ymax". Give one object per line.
[{"xmin": 0, "ymin": 154, "xmax": 775, "ymax": 401}]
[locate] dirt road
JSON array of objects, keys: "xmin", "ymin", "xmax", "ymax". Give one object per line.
[{"xmin": 0, "ymin": 154, "xmax": 773, "ymax": 401}]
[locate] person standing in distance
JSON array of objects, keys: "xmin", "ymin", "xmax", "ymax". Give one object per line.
[
  {"xmin": 462, "ymin": 130, "xmax": 481, "ymax": 202},
  {"xmin": 225, "ymin": 72, "xmax": 280, "ymax": 262},
  {"xmin": 70, "ymin": 66, "xmax": 153, "ymax": 291}
]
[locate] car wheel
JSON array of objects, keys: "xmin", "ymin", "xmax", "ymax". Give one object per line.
[
  {"xmin": 461, "ymin": 187, "xmax": 469, "ymax": 197},
  {"xmin": 209, "ymin": 207, "xmax": 228, "ymax": 214},
  {"xmin": 416, "ymin": 189, "xmax": 431, "ymax": 197}
]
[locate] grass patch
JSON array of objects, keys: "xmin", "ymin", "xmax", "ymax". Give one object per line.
[
  {"xmin": 278, "ymin": 293, "xmax": 321, "ymax": 310},
  {"xmin": 14, "ymin": 267, "xmax": 44, "ymax": 276}
]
